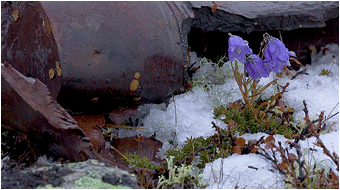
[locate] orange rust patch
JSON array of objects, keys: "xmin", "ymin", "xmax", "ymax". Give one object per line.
[
  {"xmin": 91, "ymin": 97, "xmax": 99, "ymax": 103},
  {"xmin": 132, "ymin": 97, "xmax": 141, "ymax": 101},
  {"xmin": 72, "ymin": 115, "xmax": 105, "ymax": 152},
  {"xmin": 212, "ymin": 4, "xmax": 218, "ymax": 13}
]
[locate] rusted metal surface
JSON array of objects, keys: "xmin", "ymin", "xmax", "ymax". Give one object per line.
[
  {"xmin": 1, "ymin": 1, "xmax": 190, "ymax": 113},
  {"xmin": 1, "ymin": 1, "xmax": 62, "ymax": 99},
  {"xmin": 39, "ymin": 1, "xmax": 189, "ymax": 112}
]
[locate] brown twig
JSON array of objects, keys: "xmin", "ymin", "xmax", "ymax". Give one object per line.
[
  {"xmin": 211, "ymin": 121, "xmax": 223, "ymax": 148},
  {"xmin": 291, "ymin": 68, "xmax": 309, "ymax": 80},
  {"xmin": 260, "ymin": 102, "xmax": 339, "ymax": 188},
  {"xmin": 310, "ymin": 127, "xmax": 339, "ymax": 171},
  {"xmin": 302, "ymin": 100, "xmax": 309, "ymax": 119},
  {"xmin": 289, "ymin": 57, "xmax": 304, "ymax": 66},
  {"xmin": 19, "ymin": 134, "xmax": 38, "ymax": 162}
]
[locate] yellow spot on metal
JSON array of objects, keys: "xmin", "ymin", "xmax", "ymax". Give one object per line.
[
  {"xmin": 55, "ymin": 61, "xmax": 62, "ymax": 76},
  {"xmin": 133, "ymin": 97, "xmax": 141, "ymax": 101},
  {"xmin": 308, "ymin": 44, "xmax": 317, "ymax": 55},
  {"xmin": 91, "ymin": 97, "xmax": 99, "ymax": 103},
  {"xmin": 49, "ymin": 69, "xmax": 55, "ymax": 79},
  {"xmin": 134, "ymin": 72, "xmax": 140, "ymax": 79},
  {"xmin": 130, "ymin": 79, "xmax": 139, "ymax": 91},
  {"xmin": 44, "ymin": 17, "xmax": 52, "ymax": 35},
  {"xmin": 12, "ymin": 8, "xmax": 19, "ymax": 21},
  {"xmin": 56, "ymin": 67, "xmax": 62, "ymax": 76}
]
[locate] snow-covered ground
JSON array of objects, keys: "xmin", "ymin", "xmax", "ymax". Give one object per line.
[{"xmin": 119, "ymin": 43, "xmax": 339, "ymax": 188}]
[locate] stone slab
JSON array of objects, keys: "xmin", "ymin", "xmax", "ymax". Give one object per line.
[{"xmin": 188, "ymin": 1, "xmax": 339, "ymax": 33}]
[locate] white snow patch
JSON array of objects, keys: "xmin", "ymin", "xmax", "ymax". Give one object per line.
[
  {"xmin": 117, "ymin": 43, "xmax": 339, "ymax": 188},
  {"xmin": 203, "ymin": 154, "xmax": 285, "ymax": 189}
]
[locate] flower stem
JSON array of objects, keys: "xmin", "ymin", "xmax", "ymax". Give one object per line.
[{"xmin": 231, "ymin": 60, "xmax": 280, "ymax": 122}]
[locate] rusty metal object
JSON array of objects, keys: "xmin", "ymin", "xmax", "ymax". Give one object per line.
[
  {"xmin": 2, "ymin": 1, "xmax": 191, "ymax": 113},
  {"xmin": 1, "ymin": 1, "xmax": 62, "ymax": 99},
  {"xmin": 38, "ymin": 1, "xmax": 189, "ymax": 112}
]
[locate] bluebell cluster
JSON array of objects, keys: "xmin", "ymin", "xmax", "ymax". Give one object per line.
[{"xmin": 228, "ymin": 34, "xmax": 296, "ymax": 81}]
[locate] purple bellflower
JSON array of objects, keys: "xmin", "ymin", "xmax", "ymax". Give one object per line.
[
  {"xmin": 245, "ymin": 54, "xmax": 271, "ymax": 82},
  {"xmin": 228, "ymin": 35, "xmax": 252, "ymax": 63},
  {"xmin": 264, "ymin": 37, "xmax": 296, "ymax": 74}
]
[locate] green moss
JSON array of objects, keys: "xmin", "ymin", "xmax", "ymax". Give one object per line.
[
  {"xmin": 214, "ymin": 105, "xmax": 297, "ymax": 138},
  {"xmin": 319, "ymin": 68, "xmax": 332, "ymax": 76},
  {"xmin": 166, "ymin": 132, "xmax": 231, "ymax": 170},
  {"xmin": 122, "ymin": 153, "xmax": 161, "ymax": 170},
  {"xmin": 163, "ymin": 127, "xmax": 234, "ymax": 188}
]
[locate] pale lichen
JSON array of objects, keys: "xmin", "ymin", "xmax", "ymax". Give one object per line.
[{"xmin": 157, "ymin": 156, "xmax": 193, "ymax": 189}]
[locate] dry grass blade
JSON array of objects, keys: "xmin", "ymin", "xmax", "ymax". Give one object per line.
[
  {"xmin": 254, "ymin": 79, "xmax": 277, "ymax": 97},
  {"xmin": 289, "ymin": 57, "xmax": 303, "ymax": 66},
  {"xmin": 110, "ymin": 145, "xmax": 134, "ymax": 166}
]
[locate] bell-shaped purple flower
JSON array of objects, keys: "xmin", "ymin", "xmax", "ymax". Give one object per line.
[
  {"xmin": 245, "ymin": 54, "xmax": 271, "ymax": 81},
  {"xmin": 228, "ymin": 35, "xmax": 252, "ymax": 63},
  {"xmin": 264, "ymin": 37, "xmax": 296, "ymax": 74}
]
